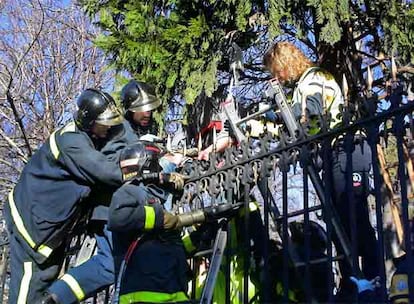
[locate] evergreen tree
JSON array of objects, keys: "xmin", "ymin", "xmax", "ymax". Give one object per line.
[{"xmin": 81, "ymin": 0, "xmax": 414, "ymax": 130}]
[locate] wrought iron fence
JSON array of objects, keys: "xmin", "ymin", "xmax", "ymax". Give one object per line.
[
  {"xmin": 175, "ymin": 96, "xmax": 414, "ymax": 303},
  {"xmin": 0, "ymin": 85, "xmax": 413, "ymax": 303}
]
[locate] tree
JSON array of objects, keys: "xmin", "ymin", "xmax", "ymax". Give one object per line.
[
  {"xmin": 0, "ymin": 0, "xmax": 114, "ymax": 201},
  {"xmin": 81, "ymin": 0, "xmax": 413, "ymax": 128}
]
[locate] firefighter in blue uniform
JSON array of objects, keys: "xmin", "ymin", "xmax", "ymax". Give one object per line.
[
  {"xmin": 45, "ymin": 81, "xmax": 165, "ymax": 304},
  {"xmin": 4, "ymin": 88, "xmax": 125, "ymax": 304},
  {"xmin": 121, "ymin": 79, "xmax": 160, "ymax": 138},
  {"xmin": 108, "ymin": 142, "xmax": 190, "ymax": 303},
  {"xmin": 108, "ymin": 141, "xmax": 231, "ymax": 303}
]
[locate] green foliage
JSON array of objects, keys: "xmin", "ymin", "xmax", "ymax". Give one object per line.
[
  {"xmin": 380, "ymin": 1, "xmax": 414, "ymax": 64},
  {"xmin": 269, "ymin": 0, "xmax": 350, "ymax": 45},
  {"xmin": 81, "ymin": 0, "xmax": 258, "ymax": 114},
  {"xmin": 81, "ymin": 0, "xmax": 414, "ymax": 131}
]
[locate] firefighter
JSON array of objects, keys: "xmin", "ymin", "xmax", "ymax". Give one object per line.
[
  {"xmin": 107, "ymin": 142, "xmax": 216, "ymax": 303},
  {"xmin": 263, "ymin": 41, "xmax": 379, "ymax": 300},
  {"xmin": 4, "ymin": 89, "xmax": 125, "ymax": 304},
  {"xmin": 119, "ymin": 79, "xmax": 188, "ymax": 170},
  {"xmin": 46, "ymin": 81, "xmax": 181, "ymax": 304},
  {"xmin": 120, "ymin": 79, "xmax": 161, "ymax": 138}
]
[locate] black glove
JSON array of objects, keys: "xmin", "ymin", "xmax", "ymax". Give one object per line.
[
  {"xmin": 130, "ymin": 173, "xmax": 159, "ymax": 185},
  {"xmin": 160, "ymin": 172, "xmax": 188, "ymax": 191},
  {"xmin": 203, "ymin": 204, "xmax": 239, "ymax": 222},
  {"xmin": 223, "ymin": 120, "xmax": 236, "ymax": 141}
]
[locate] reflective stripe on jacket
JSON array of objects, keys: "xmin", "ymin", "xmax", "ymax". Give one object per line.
[
  {"xmin": 9, "ymin": 121, "xmax": 122, "ymax": 262},
  {"xmin": 120, "ymin": 290, "xmax": 188, "ymax": 303}
]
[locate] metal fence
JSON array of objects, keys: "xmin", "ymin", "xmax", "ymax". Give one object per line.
[
  {"xmin": 176, "ymin": 94, "xmax": 414, "ymax": 303},
  {"xmin": 0, "ymin": 89, "xmax": 414, "ymax": 303}
]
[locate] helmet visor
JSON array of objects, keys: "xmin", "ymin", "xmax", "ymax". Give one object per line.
[
  {"xmin": 95, "ymin": 104, "xmax": 124, "ymax": 126},
  {"xmin": 128, "ymin": 95, "xmax": 161, "ymax": 113}
]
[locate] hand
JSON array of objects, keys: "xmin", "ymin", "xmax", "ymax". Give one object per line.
[
  {"xmin": 203, "ymin": 204, "xmax": 239, "ymax": 222},
  {"xmin": 163, "ymin": 211, "xmax": 181, "ymax": 230},
  {"xmin": 139, "ymin": 134, "xmax": 163, "ymax": 143},
  {"xmin": 197, "ymin": 149, "xmax": 210, "ymax": 161},
  {"xmin": 350, "ymin": 276, "xmax": 380, "ymax": 294},
  {"xmin": 160, "ymin": 172, "xmax": 188, "ymax": 190}
]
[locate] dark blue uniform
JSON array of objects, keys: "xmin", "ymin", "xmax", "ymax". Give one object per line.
[
  {"xmin": 48, "ymin": 120, "xmax": 140, "ymax": 304},
  {"xmin": 108, "ymin": 183, "xmax": 190, "ymax": 304},
  {"xmin": 331, "ymin": 137, "xmax": 379, "ymax": 302},
  {"xmin": 5, "ymin": 122, "xmax": 123, "ymax": 304}
]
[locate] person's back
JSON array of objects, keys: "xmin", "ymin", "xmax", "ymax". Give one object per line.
[
  {"xmin": 108, "ymin": 142, "xmax": 191, "ymax": 303},
  {"xmin": 5, "ymin": 88, "xmax": 124, "ymax": 304}
]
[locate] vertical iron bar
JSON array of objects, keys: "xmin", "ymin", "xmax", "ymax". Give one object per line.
[
  {"xmin": 395, "ymin": 112, "xmax": 414, "ymax": 302},
  {"xmin": 259, "ymin": 177, "xmax": 271, "ymax": 302},
  {"xmin": 366, "ymin": 123, "xmax": 387, "ymax": 300},
  {"xmin": 344, "ymin": 132, "xmax": 359, "ymax": 291},
  {"xmin": 225, "ymin": 177, "xmax": 233, "ymax": 304},
  {"xmin": 0, "ymin": 245, "xmax": 8, "ymax": 302},
  {"xmin": 322, "ymin": 138, "xmax": 335, "ymax": 302},
  {"xmin": 281, "ymin": 151, "xmax": 290, "ymax": 303},
  {"xmin": 302, "ymin": 146, "xmax": 312, "ymax": 301},
  {"xmin": 243, "ymin": 167, "xmax": 251, "ymax": 304}
]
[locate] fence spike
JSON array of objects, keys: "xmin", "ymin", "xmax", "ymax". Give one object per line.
[
  {"xmin": 391, "ymin": 56, "xmax": 397, "ymax": 82},
  {"xmin": 366, "ymin": 65, "xmax": 373, "ymax": 92},
  {"xmin": 198, "ymin": 133, "xmax": 202, "ymax": 152},
  {"xmin": 342, "ymin": 74, "xmax": 349, "ymax": 107}
]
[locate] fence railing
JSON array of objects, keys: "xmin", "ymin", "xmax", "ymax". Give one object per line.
[{"xmin": 0, "ymin": 97, "xmax": 413, "ymax": 303}]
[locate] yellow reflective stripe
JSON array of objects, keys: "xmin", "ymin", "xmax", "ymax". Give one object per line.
[
  {"xmin": 120, "ymin": 291, "xmax": 188, "ymax": 303},
  {"xmin": 144, "ymin": 206, "xmax": 155, "ymax": 230},
  {"xmin": 249, "ymin": 201, "xmax": 258, "ymax": 212},
  {"xmin": 239, "ymin": 201, "xmax": 259, "ymax": 217},
  {"xmin": 61, "ymin": 273, "xmax": 85, "ymax": 301},
  {"xmin": 60, "ymin": 121, "xmax": 76, "ymax": 134},
  {"xmin": 49, "ymin": 122, "xmax": 76, "ymax": 160},
  {"xmin": 182, "ymin": 233, "xmax": 196, "ymax": 253},
  {"xmin": 8, "ymin": 190, "xmax": 52, "ymax": 258},
  {"xmin": 49, "ymin": 130, "xmax": 60, "ymax": 160},
  {"xmin": 38, "ymin": 244, "xmax": 53, "ymax": 257},
  {"xmin": 17, "ymin": 261, "xmax": 32, "ymax": 304},
  {"xmin": 9, "ymin": 191, "xmax": 35, "ymax": 248}
]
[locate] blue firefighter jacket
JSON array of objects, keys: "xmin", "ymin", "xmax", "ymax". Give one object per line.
[
  {"xmin": 108, "ymin": 183, "xmax": 189, "ymax": 303},
  {"xmin": 7, "ymin": 122, "xmax": 123, "ymax": 262},
  {"xmin": 100, "ymin": 121, "xmax": 139, "ymax": 160}
]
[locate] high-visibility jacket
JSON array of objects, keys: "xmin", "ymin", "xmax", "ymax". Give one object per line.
[
  {"xmin": 291, "ymin": 67, "xmax": 344, "ymax": 134},
  {"xmin": 195, "ymin": 202, "xmax": 263, "ymax": 303},
  {"xmin": 109, "ymin": 183, "xmax": 190, "ymax": 304},
  {"xmin": 7, "ymin": 122, "xmax": 123, "ymax": 263}
]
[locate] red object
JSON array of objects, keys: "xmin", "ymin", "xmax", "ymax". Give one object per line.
[{"xmin": 196, "ymin": 120, "xmax": 222, "ymax": 140}]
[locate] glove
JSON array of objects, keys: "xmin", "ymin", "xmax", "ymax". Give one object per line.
[
  {"xmin": 160, "ymin": 172, "xmax": 188, "ymax": 190},
  {"xmin": 163, "ymin": 211, "xmax": 180, "ymax": 230},
  {"xmin": 139, "ymin": 134, "xmax": 163, "ymax": 143},
  {"xmin": 223, "ymin": 120, "xmax": 236, "ymax": 140},
  {"xmin": 177, "ymin": 210, "xmax": 206, "ymax": 227},
  {"xmin": 350, "ymin": 276, "xmax": 380, "ymax": 294},
  {"xmin": 203, "ymin": 204, "xmax": 239, "ymax": 222}
]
